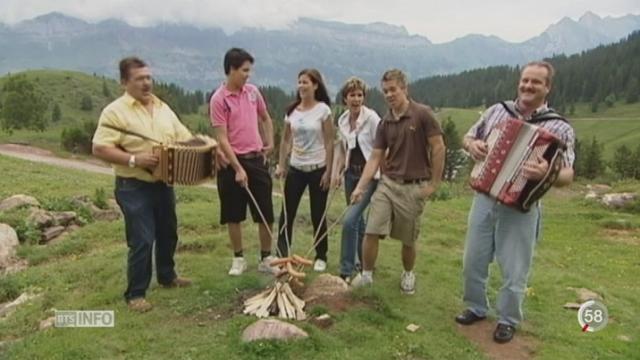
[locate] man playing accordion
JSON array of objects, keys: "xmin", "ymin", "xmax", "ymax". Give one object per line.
[
  {"xmin": 92, "ymin": 57, "xmax": 193, "ymax": 313},
  {"xmin": 455, "ymin": 61, "xmax": 576, "ymax": 343}
]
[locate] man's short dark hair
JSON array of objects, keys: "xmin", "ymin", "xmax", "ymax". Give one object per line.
[
  {"xmin": 119, "ymin": 57, "xmax": 147, "ymax": 82},
  {"xmin": 223, "ymin": 48, "xmax": 254, "ymax": 75}
]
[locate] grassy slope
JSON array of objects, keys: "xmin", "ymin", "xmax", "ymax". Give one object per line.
[
  {"xmin": 0, "ymin": 70, "xmax": 121, "ymax": 153},
  {"xmin": 0, "ymin": 155, "xmax": 637, "ymax": 359}
]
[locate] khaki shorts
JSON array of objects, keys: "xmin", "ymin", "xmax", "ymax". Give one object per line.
[{"xmin": 365, "ymin": 175, "xmax": 427, "ymax": 247}]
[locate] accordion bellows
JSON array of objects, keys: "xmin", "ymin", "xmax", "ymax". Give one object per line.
[
  {"xmin": 470, "ymin": 118, "xmax": 566, "ymax": 212},
  {"xmin": 152, "ymin": 135, "xmax": 218, "ymax": 185}
]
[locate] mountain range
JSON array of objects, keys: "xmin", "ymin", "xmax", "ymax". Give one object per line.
[{"xmin": 0, "ymin": 11, "xmax": 639, "ymax": 91}]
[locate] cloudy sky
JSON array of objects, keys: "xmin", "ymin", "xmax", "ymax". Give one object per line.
[{"xmin": 0, "ymin": 0, "xmax": 639, "ymax": 43}]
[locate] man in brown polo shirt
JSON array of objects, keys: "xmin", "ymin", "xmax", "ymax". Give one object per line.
[{"xmin": 351, "ymin": 69, "xmax": 445, "ymax": 294}]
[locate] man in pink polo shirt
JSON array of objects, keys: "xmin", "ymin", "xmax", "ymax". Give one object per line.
[{"xmin": 210, "ymin": 48, "xmax": 276, "ymax": 276}]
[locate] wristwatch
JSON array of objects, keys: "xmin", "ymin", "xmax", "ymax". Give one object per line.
[{"xmin": 128, "ymin": 155, "xmax": 136, "ymax": 168}]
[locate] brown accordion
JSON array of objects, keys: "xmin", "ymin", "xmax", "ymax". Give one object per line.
[
  {"xmin": 152, "ymin": 136, "xmax": 218, "ymax": 185},
  {"xmin": 470, "ymin": 118, "xmax": 566, "ymax": 212}
]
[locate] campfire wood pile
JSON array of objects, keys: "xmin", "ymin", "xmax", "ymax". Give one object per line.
[{"xmin": 243, "ymin": 255, "xmax": 312, "ymax": 320}]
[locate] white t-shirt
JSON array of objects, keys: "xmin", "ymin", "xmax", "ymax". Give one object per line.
[{"xmin": 286, "ymin": 102, "xmax": 332, "ymax": 167}]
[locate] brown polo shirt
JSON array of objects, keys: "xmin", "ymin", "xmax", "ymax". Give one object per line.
[{"xmin": 373, "ymin": 100, "xmax": 443, "ymax": 181}]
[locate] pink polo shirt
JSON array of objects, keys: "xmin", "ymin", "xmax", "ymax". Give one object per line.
[{"xmin": 210, "ymin": 83, "xmax": 267, "ymax": 155}]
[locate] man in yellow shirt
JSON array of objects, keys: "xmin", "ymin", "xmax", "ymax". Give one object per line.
[{"xmin": 92, "ymin": 57, "xmax": 193, "ymax": 312}]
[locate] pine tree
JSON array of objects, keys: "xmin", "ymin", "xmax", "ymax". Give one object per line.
[
  {"xmin": 633, "ymin": 143, "xmax": 640, "ymax": 180},
  {"xmin": 102, "ymin": 79, "xmax": 111, "ymax": 98},
  {"xmin": 582, "ymin": 137, "xmax": 604, "ymax": 179},
  {"xmin": 626, "ymin": 77, "xmax": 639, "ymax": 104},
  {"xmin": 51, "ymin": 103, "xmax": 62, "ymax": 122},
  {"xmin": 80, "ymin": 95, "xmax": 93, "ymax": 111},
  {"xmin": 441, "ymin": 117, "xmax": 466, "ymax": 181},
  {"xmin": 612, "ymin": 145, "xmax": 634, "ymax": 178}
]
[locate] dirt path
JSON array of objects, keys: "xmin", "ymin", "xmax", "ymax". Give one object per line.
[
  {"xmin": 0, "ymin": 144, "xmax": 114, "ymax": 176},
  {"xmin": 0, "ymin": 144, "xmax": 219, "ymax": 189}
]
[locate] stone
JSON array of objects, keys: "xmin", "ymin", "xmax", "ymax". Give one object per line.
[
  {"xmin": 303, "ymin": 274, "xmax": 350, "ymax": 302},
  {"xmin": 241, "ymin": 319, "xmax": 308, "ymax": 342},
  {"xmin": 47, "ymin": 225, "xmax": 80, "ymax": 245},
  {"xmin": 91, "ymin": 205, "xmax": 121, "ymax": 221},
  {"xmin": 0, "ymin": 195, "xmax": 40, "ymax": 212},
  {"xmin": 617, "ymin": 335, "xmax": 632, "ymax": 342},
  {"xmin": 93, "ymin": 209, "xmax": 121, "ymax": 221},
  {"xmin": 575, "ymin": 288, "xmax": 603, "ymax": 303},
  {"xmin": 41, "ymin": 226, "xmax": 65, "ymax": 243},
  {"xmin": 588, "ymin": 184, "xmax": 612, "ymax": 193},
  {"xmin": 52, "ymin": 211, "xmax": 77, "ymax": 226},
  {"xmin": 39, "ymin": 316, "xmax": 56, "ymax": 330},
  {"xmin": 1, "ymin": 259, "xmax": 28, "ymax": 275},
  {"xmin": 406, "ymin": 324, "xmax": 421, "ymax": 333},
  {"xmin": 107, "ymin": 199, "xmax": 121, "ymax": 213},
  {"xmin": 0, "ymin": 224, "xmax": 19, "ymax": 269},
  {"xmin": 584, "ymin": 191, "xmax": 598, "ymax": 200},
  {"xmin": 312, "ymin": 313, "xmax": 333, "ymax": 328},
  {"xmin": 27, "ymin": 208, "xmax": 54, "ymax": 229},
  {"xmin": 0, "ymin": 293, "xmax": 39, "ymax": 318},
  {"xmin": 601, "ymin": 193, "xmax": 637, "ymax": 208},
  {"xmin": 70, "ymin": 195, "xmax": 92, "ymax": 208},
  {"xmin": 563, "ymin": 303, "xmax": 581, "ymax": 310}
]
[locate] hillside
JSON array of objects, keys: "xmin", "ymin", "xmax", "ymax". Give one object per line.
[{"xmin": 0, "ymin": 70, "xmax": 121, "ymax": 153}]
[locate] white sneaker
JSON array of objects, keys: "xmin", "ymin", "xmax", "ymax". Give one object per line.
[
  {"xmin": 228, "ymin": 257, "xmax": 247, "ymax": 276},
  {"xmin": 400, "ymin": 271, "xmax": 416, "ymax": 295},
  {"xmin": 351, "ymin": 272, "xmax": 373, "ymax": 288},
  {"xmin": 313, "ymin": 259, "xmax": 327, "ymax": 272},
  {"xmin": 258, "ymin": 255, "xmax": 279, "ymax": 274}
]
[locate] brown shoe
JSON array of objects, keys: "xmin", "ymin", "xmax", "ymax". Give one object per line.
[
  {"xmin": 127, "ymin": 298, "xmax": 153, "ymax": 313},
  {"xmin": 161, "ymin": 277, "xmax": 192, "ymax": 288}
]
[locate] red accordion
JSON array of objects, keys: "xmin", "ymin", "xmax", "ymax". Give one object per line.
[{"xmin": 470, "ymin": 118, "xmax": 566, "ymax": 211}]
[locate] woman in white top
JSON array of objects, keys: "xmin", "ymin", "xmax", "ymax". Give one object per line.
[
  {"xmin": 331, "ymin": 77, "xmax": 381, "ymax": 281},
  {"xmin": 275, "ymin": 68, "xmax": 335, "ymax": 271}
]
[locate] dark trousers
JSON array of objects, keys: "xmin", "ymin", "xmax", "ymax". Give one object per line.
[
  {"xmin": 277, "ymin": 166, "xmax": 328, "ymax": 261},
  {"xmin": 114, "ymin": 177, "xmax": 178, "ymax": 301}
]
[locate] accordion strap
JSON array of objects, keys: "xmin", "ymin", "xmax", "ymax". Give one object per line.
[
  {"xmin": 500, "ymin": 101, "xmax": 568, "ymax": 124},
  {"xmin": 100, "ymin": 123, "xmax": 163, "ymax": 145}
]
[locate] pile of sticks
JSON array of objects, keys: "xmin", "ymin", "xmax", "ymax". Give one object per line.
[{"xmin": 242, "ymin": 255, "xmax": 312, "ymax": 320}]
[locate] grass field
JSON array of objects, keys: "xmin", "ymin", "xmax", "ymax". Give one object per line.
[{"xmin": 0, "ymin": 155, "xmax": 638, "ymax": 359}]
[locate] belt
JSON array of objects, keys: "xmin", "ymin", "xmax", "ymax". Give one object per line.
[
  {"xmin": 237, "ymin": 151, "xmax": 263, "ymax": 160},
  {"xmin": 386, "ymin": 176, "xmax": 427, "ymax": 184},
  {"xmin": 292, "ymin": 163, "xmax": 325, "ymax": 172},
  {"xmin": 348, "ymin": 164, "xmax": 365, "ymax": 173}
]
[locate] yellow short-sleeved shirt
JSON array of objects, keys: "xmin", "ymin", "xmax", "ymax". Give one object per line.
[{"xmin": 92, "ymin": 92, "xmax": 193, "ymax": 182}]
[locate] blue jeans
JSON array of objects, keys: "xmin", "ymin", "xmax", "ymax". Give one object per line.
[
  {"xmin": 340, "ymin": 169, "xmax": 378, "ymax": 277},
  {"xmin": 114, "ymin": 177, "xmax": 179, "ymax": 301},
  {"xmin": 462, "ymin": 193, "xmax": 541, "ymax": 326}
]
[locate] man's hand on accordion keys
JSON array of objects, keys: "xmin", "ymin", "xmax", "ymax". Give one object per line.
[
  {"xmin": 134, "ymin": 152, "xmax": 159, "ymax": 171},
  {"xmin": 522, "ymin": 154, "xmax": 549, "ymax": 181},
  {"xmin": 467, "ymin": 139, "xmax": 488, "ymax": 162}
]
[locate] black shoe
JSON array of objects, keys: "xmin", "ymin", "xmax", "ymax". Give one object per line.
[
  {"xmin": 455, "ymin": 309, "xmax": 486, "ymax": 325},
  {"xmin": 493, "ymin": 323, "xmax": 516, "ymax": 343}
]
